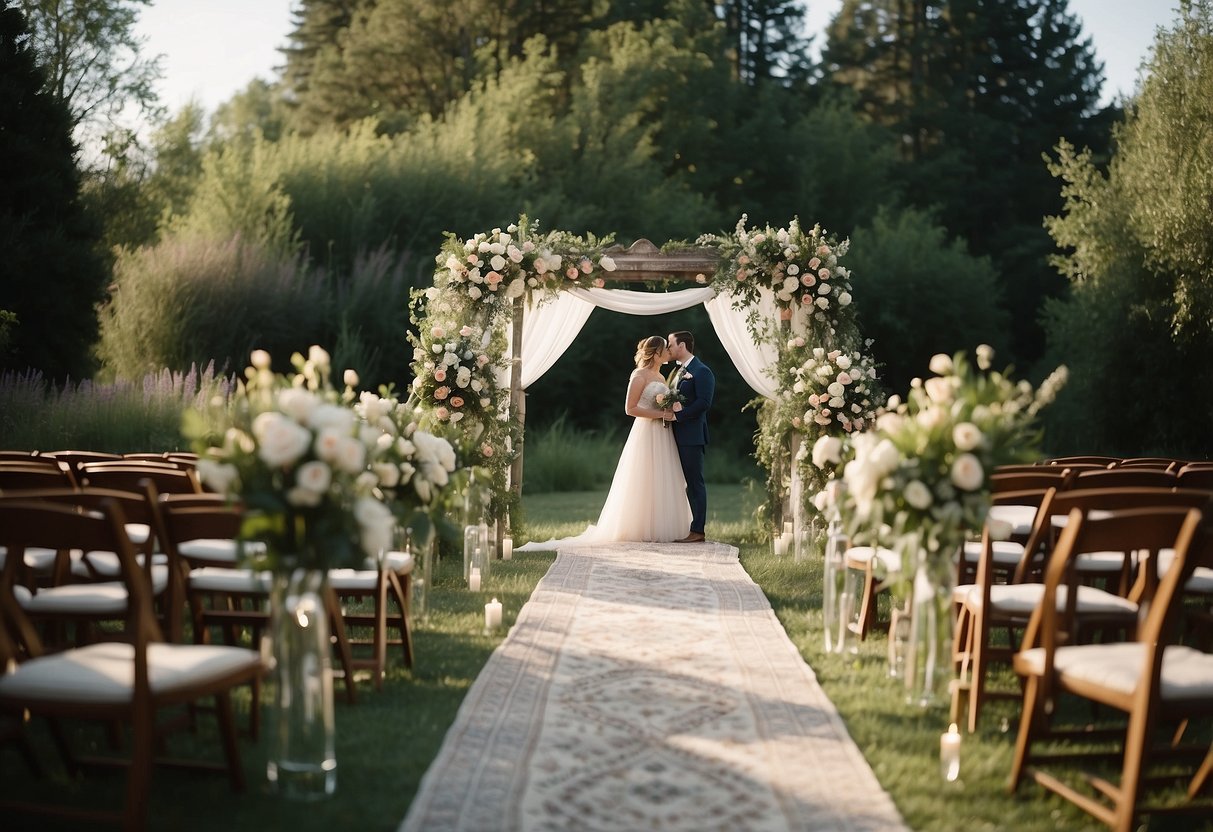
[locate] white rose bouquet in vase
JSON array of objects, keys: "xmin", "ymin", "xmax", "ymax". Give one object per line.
[{"xmin": 841, "ymin": 347, "xmax": 1067, "ymax": 706}]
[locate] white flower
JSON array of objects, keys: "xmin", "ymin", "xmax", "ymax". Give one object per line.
[
  {"xmin": 373, "ymin": 462, "xmax": 400, "ymax": 488},
  {"xmin": 277, "ymin": 387, "xmax": 320, "ymax": 423},
  {"xmin": 952, "ymin": 422, "xmax": 983, "ymax": 451},
  {"xmin": 250, "ymin": 350, "xmax": 271, "ymax": 370},
  {"xmin": 870, "ymin": 438, "xmax": 901, "ymax": 474},
  {"xmin": 838, "ymin": 292, "xmax": 852, "ymax": 306},
  {"xmin": 827, "ymin": 381, "xmax": 845, "ymax": 398},
  {"xmin": 928, "ymin": 353, "xmax": 953, "ymax": 375},
  {"xmin": 468, "ymin": 286, "xmax": 482, "ymax": 299},
  {"xmin": 354, "ymin": 496, "xmax": 394, "ymax": 558},
  {"xmin": 815, "ymin": 297, "xmax": 829, "ymax": 310},
  {"xmin": 787, "ymin": 263, "xmax": 800, "ymax": 275},
  {"xmin": 951, "ymin": 453, "xmax": 984, "ymax": 491},
  {"xmin": 924, "ymin": 376, "xmax": 952, "ymax": 404},
  {"xmin": 813, "ymin": 490, "xmax": 830, "ymax": 512},
  {"xmin": 196, "ymin": 459, "xmax": 240, "ymax": 494},
  {"xmin": 792, "ymin": 380, "xmax": 806, "ymax": 394},
  {"xmin": 600, "ymin": 255, "xmax": 616, "ymax": 272},
  {"xmin": 505, "ymin": 278, "xmax": 525, "ymax": 299},
  {"xmin": 817, "ymin": 283, "xmax": 831, "ymax": 295},
  {"xmin": 490, "ymin": 254, "xmax": 507, "ymax": 271},
  {"xmin": 783, "ymin": 276, "xmax": 799, "ymax": 294},
  {"xmin": 307, "ymin": 345, "xmax": 331, "ymax": 369},
  {"xmin": 811, "ymin": 435, "xmax": 843, "ymax": 468},
  {"xmin": 308, "ymin": 403, "xmax": 354, "ymax": 433},
  {"xmin": 976, "ymin": 343, "xmax": 994, "ymax": 370},
  {"xmin": 343, "ymin": 369, "xmax": 359, "ymax": 388},
  {"xmin": 295, "ymin": 460, "xmax": 332, "ymax": 494},
  {"xmin": 904, "ymin": 480, "xmax": 933, "ymax": 510},
  {"xmin": 252, "ymin": 412, "xmax": 312, "ymax": 468},
  {"xmin": 287, "ymin": 486, "xmax": 323, "ymax": 507},
  {"xmin": 836, "ymin": 354, "xmax": 852, "ymax": 370}
]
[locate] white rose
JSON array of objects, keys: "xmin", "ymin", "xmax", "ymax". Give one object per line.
[
  {"xmin": 505, "ymin": 278, "xmax": 525, "ymax": 299},
  {"xmin": 782, "ymin": 276, "xmax": 799, "ymax": 294},
  {"xmin": 924, "ymin": 376, "xmax": 952, "ymax": 403},
  {"xmin": 836, "ymin": 354, "xmax": 852, "ymax": 370},
  {"xmin": 252, "ymin": 412, "xmax": 312, "ymax": 468},
  {"xmin": 296, "ymin": 460, "xmax": 332, "ymax": 494},
  {"xmin": 827, "ymin": 381, "xmax": 845, "ymax": 398},
  {"xmin": 870, "ymin": 438, "xmax": 901, "ymax": 474},
  {"xmin": 787, "ymin": 263, "xmax": 800, "ymax": 275},
  {"xmin": 928, "ymin": 353, "xmax": 953, "ymax": 375},
  {"xmin": 811, "ymin": 435, "xmax": 843, "ymax": 468},
  {"xmin": 490, "ymin": 254, "xmax": 507, "ymax": 271},
  {"xmin": 815, "ymin": 297, "xmax": 829, "ymax": 309},
  {"xmin": 952, "ymin": 422, "xmax": 983, "ymax": 451},
  {"xmin": 813, "ymin": 490, "xmax": 830, "ymax": 512},
  {"xmin": 277, "ymin": 387, "xmax": 320, "ymax": 423},
  {"xmin": 838, "ymin": 292, "xmax": 852, "ymax": 306},
  {"xmin": 951, "ymin": 453, "xmax": 984, "ymax": 491},
  {"xmin": 792, "ymin": 380, "xmax": 806, "ymax": 395},
  {"xmin": 600, "ymin": 255, "xmax": 617, "ymax": 271},
  {"xmin": 308, "ymin": 403, "xmax": 354, "ymax": 433},
  {"xmin": 468, "ymin": 286, "xmax": 482, "ymax": 299},
  {"xmin": 904, "ymin": 480, "xmax": 933, "ymax": 510},
  {"xmin": 373, "ymin": 462, "xmax": 400, "ymax": 488}
]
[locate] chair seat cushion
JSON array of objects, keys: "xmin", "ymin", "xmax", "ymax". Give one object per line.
[
  {"xmin": 1156, "ymin": 548, "xmax": 1213, "ymax": 594},
  {"xmin": 188, "ymin": 567, "xmax": 273, "ymax": 594},
  {"xmin": 328, "ymin": 568, "xmax": 384, "ymax": 591},
  {"xmin": 988, "ymin": 504, "xmax": 1036, "ymax": 537},
  {"xmin": 0, "ymin": 546, "xmax": 63, "ymax": 573},
  {"xmin": 125, "ymin": 523, "xmax": 151, "ymax": 545},
  {"xmin": 1074, "ymin": 551, "xmax": 1132, "ymax": 573},
  {"xmin": 71, "ymin": 551, "xmax": 168, "ymax": 579},
  {"xmin": 0, "ymin": 642, "xmax": 262, "ymax": 705},
  {"xmin": 954, "ymin": 582, "xmax": 1138, "ymax": 617},
  {"xmin": 19, "ymin": 567, "xmax": 170, "ymax": 614},
  {"xmin": 373, "ymin": 551, "xmax": 414, "ymax": 575},
  {"xmin": 962, "ymin": 539, "xmax": 1025, "ymax": 566},
  {"xmin": 843, "ymin": 546, "xmax": 901, "ymax": 573},
  {"xmin": 1017, "ymin": 643, "xmax": 1213, "ymax": 701},
  {"xmin": 178, "ymin": 539, "xmax": 267, "ymax": 565}
]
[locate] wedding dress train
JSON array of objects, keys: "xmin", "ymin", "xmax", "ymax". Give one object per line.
[{"xmin": 517, "ymin": 381, "xmax": 693, "ymax": 550}]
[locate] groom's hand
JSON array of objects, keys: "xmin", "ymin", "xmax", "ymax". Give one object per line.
[
  {"xmin": 672, "ymin": 402, "xmax": 683, "ymax": 413},
  {"xmin": 663, "ymin": 411, "xmax": 676, "ymax": 421}
]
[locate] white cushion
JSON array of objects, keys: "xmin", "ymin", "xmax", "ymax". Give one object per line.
[
  {"xmin": 19, "ymin": 568, "xmax": 169, "ymax": 615},
  {"xmin": 844, "ymin": 546, "xmax": 902, "ymax": 573},
  {"xmin": 71, "ymin": 551, "xmax": 168, "ymax": 579},
  {"xmin": 0, "ymin": 546, "xmax": 64, "ymax": 573},
  {"xmin": 962, "ymin": 539, "xmax": 1025, "ymax": 566},
  {"xmin": 1155, "ymin": 548, "xmax": 1213, "ymax": 594},
  {"xmin": 988, "ymin": 504, "xmax": 1036, "ymax": 537},
  {"xmin": 188, "ymin": 567, "xmax": 273, "ymax": 594},
  {"xmin": 1017, "ymin": 643, "xmax": 1213, "ymax": 701},
  {"xmin": 372, "ymin": 551, "xmax": 414, "ymax": 575},
  {"xmin": 1074, "ymin": 551, "xmax": 1133, "ymax": 574},
  {"xmin": 954, "ymin": 582, "xmax": 1138, "ymax": 617},
  {"xmin": 177, "ymin": 539, "xmax": 266, "ymax": 565},
  {"xmin": 0, "ymin": 641, "xmax": 262, "ymax": 705},
  {"xmin": 327, "ymin": 569, "xmax": 383, "ymax": 591},
  {"xmin": 124, "ymin": 523, "xmax": 151, "ymax": 545},
  {"xmin": 1050, "ymin": 508, "xmax": 1113, "ymax": 529}
]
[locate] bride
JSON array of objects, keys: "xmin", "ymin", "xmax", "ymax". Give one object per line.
[{"xmin": 517, "ymin": 335, "xmax": 693, "ymax": 550}]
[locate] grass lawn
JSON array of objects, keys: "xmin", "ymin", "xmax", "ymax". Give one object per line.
[{"xmin": 1, "ymin": 483, "xmax": 1202, "ymax": 830}]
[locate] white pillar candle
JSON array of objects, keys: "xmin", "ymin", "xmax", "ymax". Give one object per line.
[
  {"xmin": 468, "ymin": 567, "xmax": 481, "ymax": 592},
  {"xmin": 940, "ymin": 723, "xmax": 961, "ymax": 781},
  {"xmin": 485, "ymin": 597, "xmax": 502, "ymax": 630},
  {"xmin": 773, "ymin": 535, "xmax": 787, "ymax": 556},
  {"xmin": 783, "ymin": 521, "xmax": 794, "ymax": 536},
  {"xmin": 502, "ymin": 537, "xmax": 513, "ymax": 560}
]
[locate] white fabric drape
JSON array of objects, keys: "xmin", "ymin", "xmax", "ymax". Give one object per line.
[
  {"xmin": 500, "ymin": 285, "xmax": 780, "ymax": 399},
  {"xmin": 703, "ymin": 287, "xmax": 780, "ymax": 398}
]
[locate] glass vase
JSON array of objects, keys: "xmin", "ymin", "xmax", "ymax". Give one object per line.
[
  {"xmin": 822, "ymin": 519, "xmax": 850, "ymax": 653},
  {"xmin": 905, "ymin": 563, "xmax": 954, "ymax": 708},
  {"xmin": 267, "ymin": 568, "xmax": 336, "ymax": 799}
]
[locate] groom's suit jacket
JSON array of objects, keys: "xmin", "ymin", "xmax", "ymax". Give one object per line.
[{"xmin": 671, "ymin": 356, "xmax": 715, "ymax": 446}]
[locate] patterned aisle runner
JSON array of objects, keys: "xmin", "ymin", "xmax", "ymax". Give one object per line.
[{"xmin": 400, "ymin": 542, "xmax": 907, "ymax": 832}]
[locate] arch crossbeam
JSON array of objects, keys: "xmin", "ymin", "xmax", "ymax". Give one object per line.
[{"xmin": 599, "ymin": 239, "xmax": 719, "ymax": 282}]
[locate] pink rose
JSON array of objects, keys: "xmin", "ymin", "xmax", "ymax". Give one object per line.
[
  {"xmin": 792, "ymin": 416, "xmax": 802, "ymax": 427},
  {"xmin": 434, "ymin": 386, "xmax": 450, "ymax": 400},
  {"xmin": 433, "ymin": 369, "xmax": 446, "ymax": 382},
  {"xmin": 828, "ymin": 350, "xmax": 841, "ymax": 361},
  {"xmin": 435, "ymin": 407, "xmax": 449, "ymax": 420},
  {"xmin": 802, "ymin": 274, "xmax": 816, "ymax": 287},
  {"xmin": 819, "ymin": 268, "xmax": 831, "ymax": 280},
  {"xmin": 486, "ymin": 270, "xmax": 502, "ymax": 285},
  {"xmin": 736, "ymin": 269, "xmax": 747, "ymax": 281},
  {"xmin": 801, "ymin": 293, "xmax": 812, "ymax": 304},
  {"xmin": 738, "ymin": 254, "xmax": 750, "ymax": 265},
  {"xmin": 476, "ymin": 354, "xmax": 489, "ymax": 367},
  {"xmin": 482, "ymin": 444, "xmax": 494, "ymax": 458},
  {"xmin": 817, "ymin": 245, "xmax": 830, "ymax": 256},
  {"xmin": 593, "ymin": 278, "xmax": 605, "ymax": 288},
  {"xmin": 808, "ymin": 394, "xmax": 820, "ymax": 406},
  {"xmin": 431, "ymin": 326, "xmax": 446, "ymax": 338},
  {"xmin": 580, "ymin": 258, "xmax": 593, "ymax": 274},
  {"xmin": 838, "ymin": 372, "xmax": 852, "ymax": 385},
  {"xmin": 467, "ymin": 254, "xmax": 479, "ymax": 265},
  {"xmin": 459, "ymin": 325, "xmax": 473, "ymax": 337},
  {"xmin": 808, "ymin": 257, "xmax": 821, "ymax": 270},
  {"xmin": 449, "ymin": 396, "xmax": 464, "ymax": 408},
  {"xmin": 566, "ymin": 266, "xmax": 579, "ymax": 279}
]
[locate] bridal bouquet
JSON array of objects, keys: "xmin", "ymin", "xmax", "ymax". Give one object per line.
[
  {"xmin": 185, "ymin": 347, "xmax": 405, "ymax": 573},
  {"xmin": 841, "ymin": 347, "xmax": 1067, "ymax": 584},
  {"xmin": 654, "ymin": 385, "xmax": 685, "ymax": 410}
]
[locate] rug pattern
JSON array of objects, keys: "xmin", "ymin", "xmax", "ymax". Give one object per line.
[{"xmin": 401, "ymin": 542, "xmax": 907, "ymax": 832}]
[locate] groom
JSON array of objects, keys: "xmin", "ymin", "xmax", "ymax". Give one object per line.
[{"xmin": 664, "ymin": 331, "xmax": 715, "ymax": 543}]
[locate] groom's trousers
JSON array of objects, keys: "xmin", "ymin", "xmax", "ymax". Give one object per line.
[{"xmin": 677, "ymin": 443, "xmax": 707, "ymax": 534}]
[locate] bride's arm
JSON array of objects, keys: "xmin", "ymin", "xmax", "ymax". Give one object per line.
[{"xmin": 624, "ymin": 373, "xmax": 666, "ymax": 420}]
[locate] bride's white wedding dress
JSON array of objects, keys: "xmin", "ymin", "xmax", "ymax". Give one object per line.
[{"xmin": 517, "ymin": 380, "xmax": 693, "ymax": 550}]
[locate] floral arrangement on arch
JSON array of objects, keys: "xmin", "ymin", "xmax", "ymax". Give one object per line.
[
  {"xmin": 409, "ymin": 216, "xmax": 622, "ymax": 513},
  {"xmin": 833, "ymin": 346, "xmax": 1068, "ymax": 586},
  {"xmin": 184, "ymin": 346, "xmax": 458, "ymax": 573},
  {"xmin": 699, "ymin": 214, "xmax": 860, "ymax": 349}
]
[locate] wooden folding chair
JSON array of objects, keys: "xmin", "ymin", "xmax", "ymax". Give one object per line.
[
  {"xmin": 1009, "ymin": 505, "xmax": 1213, "ymax": 832},
  {"xmin": 0, "ymin": 499, "xmax": 264, "ymax": 830},
  {"xmin": 1070, "ymin": 467, "xmax": 1178, "ymax": 491},
  {"xmin": 79, "ymin": 463, "xmax": 202, "ymax": 495}
]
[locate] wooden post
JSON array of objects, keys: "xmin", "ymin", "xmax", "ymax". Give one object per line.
[{"xmin": 506, "ymin": 294, "xmax": 526, "ymax": 542}]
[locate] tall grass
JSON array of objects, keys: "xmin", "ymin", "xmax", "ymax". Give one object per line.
[{"xmin": 0, "ymin": 363, "xmax": 230, "ymax": 452}]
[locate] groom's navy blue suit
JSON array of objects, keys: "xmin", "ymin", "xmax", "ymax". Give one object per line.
[{"xmin": 671, "ymin": 356, "xmax": 715, "ymax": 535}]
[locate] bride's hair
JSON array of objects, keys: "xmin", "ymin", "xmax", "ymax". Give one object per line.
[{"xmin": 633, "ymin": 335, "xmax": 666, "ymax": 368}]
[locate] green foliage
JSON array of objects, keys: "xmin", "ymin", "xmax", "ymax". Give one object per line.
[
  {"xmin": 847, "ymin": 207, "xmax": 1008, "ymax": 394},
  {"xmin": 1040, "ymin": 2, "xmax": 1213, "ymax": 457},
  {"xmin": 0, "ymin": 363, "xmax": 228, "ymax": 452},
  {"xmin": 517, "ymin": 415, "xmax": 621, "ymax": 493},
  {"xmin": 0, "ymin": 3, "xmax": 108, "ymax": 380}
]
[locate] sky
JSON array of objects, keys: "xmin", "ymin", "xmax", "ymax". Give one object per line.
[{"xmin": 136, "ymin": 0, "xmax": 1181, "ymax": 120}]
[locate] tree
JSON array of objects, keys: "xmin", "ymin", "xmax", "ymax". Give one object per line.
[
  {"xmin": 0, "ymin": 2, "xmax": 108, "ymax": 378},
  {"xmin": 1040, "ymin": 0, "xmax": 1213, "ymax": 456},
  {"xmin": 714, "ymin": 0, "xmax": 815, "ymax": 84},
  {"xmin": 19, "ymin": 0, "xmax": 163, "ymax": 162},
  {"xmin": 821, "ymin": 0, "xmax": 1114, "ymax": 366}
]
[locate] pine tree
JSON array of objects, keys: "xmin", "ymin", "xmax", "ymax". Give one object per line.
[
  {"xmin": 0, "ymin": 2, "xmax": 107, "ymax": 378},
  {"xmin": 822, "ymin": 0, "xmax": 1113, "ymax": 365}
]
